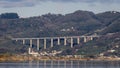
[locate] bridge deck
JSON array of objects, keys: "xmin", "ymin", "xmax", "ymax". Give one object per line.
[{"xmin": 12, "ymin": 35, "xmax": 100, "ymax": 40}]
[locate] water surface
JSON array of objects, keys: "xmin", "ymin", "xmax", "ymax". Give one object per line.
[{"xmin": 0, "ymin": 61, "xmax": 120, "ymax": 68}]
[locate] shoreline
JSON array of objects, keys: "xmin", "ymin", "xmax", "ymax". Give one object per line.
[{"xmin": 0, "ymin": 55, "xmax": 120, "ymax": 62}]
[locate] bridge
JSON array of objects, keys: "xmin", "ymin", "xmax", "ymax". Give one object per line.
[{"xmin": 12, "ymin": 35, "xmax": 100, "ymax": 51}]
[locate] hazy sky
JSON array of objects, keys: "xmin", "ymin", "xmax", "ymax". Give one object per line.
[{"xmin": 0, "ymin": 0, "xmax": 120, "ymax": 17}]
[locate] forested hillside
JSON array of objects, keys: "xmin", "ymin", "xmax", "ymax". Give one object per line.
[{"xmin": 0, "ymin": 10, "xmax": 120, "ymax": 56}]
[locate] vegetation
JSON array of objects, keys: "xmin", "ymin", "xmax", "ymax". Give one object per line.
[
  {"xmin": 0, "ymin": 13, "xmax": 19, "ymax": 19},
  {"xmin": 0, "ymin": 10, "xmax": 120, "ymax": 57}
]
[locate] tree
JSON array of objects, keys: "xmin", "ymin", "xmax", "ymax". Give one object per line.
[{"xmin": 0, "ymin": 13, "xmax": 19, "ymax": 19}]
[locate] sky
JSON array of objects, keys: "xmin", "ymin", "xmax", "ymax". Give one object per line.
[{"xmin": 0, "ymin": 0, "xmax": 120, "ymax": 18}]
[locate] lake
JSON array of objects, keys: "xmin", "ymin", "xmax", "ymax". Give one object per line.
[{"xmin": 0, "ymin": 61, "xmax": 120, "ymax": 68}]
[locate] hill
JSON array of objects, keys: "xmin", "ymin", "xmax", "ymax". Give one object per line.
[{"xmin": 0, "ymin": 10, "xmax": 120, "ymax": 57}]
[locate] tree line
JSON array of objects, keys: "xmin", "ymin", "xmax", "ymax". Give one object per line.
[{"xmin": 0, "ymin": 13, "xmax": 19, "ymax": 19}]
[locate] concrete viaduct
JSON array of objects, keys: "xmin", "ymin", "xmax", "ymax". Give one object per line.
[{"xmin": 12, "ymin": 35, "xmax": 99, "ymax": 50}]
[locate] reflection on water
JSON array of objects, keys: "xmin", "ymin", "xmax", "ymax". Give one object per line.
[{"xmin": 0, "ymin": 61, "xmax": 120, "ymax": 68}]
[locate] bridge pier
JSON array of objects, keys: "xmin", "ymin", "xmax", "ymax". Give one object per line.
[
  {"xmin": 37, "ymin": 39, "xmax": 40, "ymax": 51},
  {"xmin": 77, "ymin": 37, "xmax": 80, "ymax": 44},
  {"xmin": 70, "ymin": 37, "xmax": 73, "ymax": 48},
  {"xmin": 30, "ymin": 39, "xmax": 32, "ymax": 48},
  {"xmin": 84, "ymin": 37, "xmax": 87, "ymax": 43},
  {"xmin": 44, "ymin": 38, "xmax": 46, "ymax": 49},
  {"xmin": 22, "ymin": 39, "xmax": 25, "ymax": 45},
  {"xmin": 64, "ymin": 37, "xmax": 67, "ymax": 46},
  {"xmin": 57, "ymin": 38, "xmax": 60, "ymax": 45},
  {"xmin": 90, "ymin": 36, "xmax": 93, "ymax": 40},
  {"xmin": 51, "ymin": 38, "xmax": 53, "ymax": 48}
]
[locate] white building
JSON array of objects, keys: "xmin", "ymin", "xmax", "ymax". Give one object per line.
[{"xmin": 28, "ymin": 47, "xmax": 39, "ymax": 56}]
